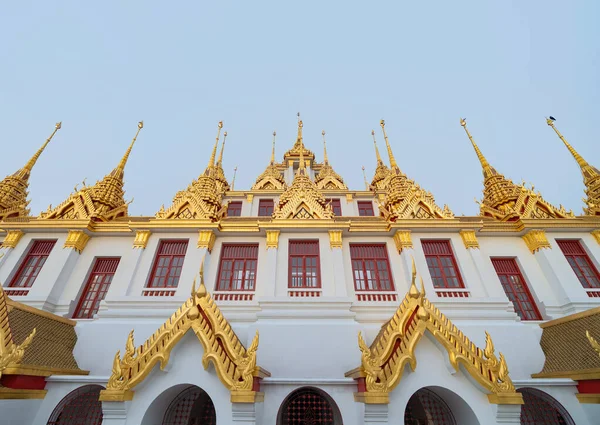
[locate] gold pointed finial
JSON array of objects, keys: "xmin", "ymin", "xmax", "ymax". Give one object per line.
[
  {"xmin": 460, "ymin": 118, "xmax": 496, "ymax": 179},
  {"xmin": 409, "ymin": 257, "xmax": 420, "ymax": 298},
  {"xmin": 322, "ymin": 130, "xmax": 328, "ymax": 163},
  {"xmin": 298, "ymin": 118, "xmax": 305, "ymax": 171},
  {"xmin": 271, "ymin": 131, "xmax": 277, "ymax": 164},
  {"xmin": 231, "ymin": 166, "xmax": 238, "ymax": 190},
  {"xmin": 197, "ymin": 258, "xmax": 207, "ymax": 297},
  {"xmin": 115, "ymin": 121, "xmax": 143, "ymax": 173},
  {"xmin": 547, "ymin": 117, "xmax": 596, "ymax": 175},
  {"xmin": 380, "ymin": 120, "xmax": 398, "ymax": 170},
  {"xmin": 208, "ymin": 121, "xmax": 223, "ymax": 169},
  {"xmin": 362, "ymin": 166, "xmax": 369, "ymax": 190},
  {"xmin": 217, "ymin": 131, "xmax": 228, "ymax": 165},
  {"xmin": 371, "ymin": 130, "xmax": 384, "ymax": 165},
  {"xmin": 24, "ymin": 122, "xmax": 61, "ymax": 172}
]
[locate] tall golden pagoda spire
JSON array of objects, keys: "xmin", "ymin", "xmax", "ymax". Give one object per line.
[
  {"xmin": 283, "ymin": 112, "xmax": 315, "ymax": 163},
  {"xmin": 297, "ymin": 119, "xmax": 305, "ymax": 172},
  {"xmin": 41, "ymin": 121, "xmax": 143, "ymax": 222},
  {"xmin": 270, "ymin": 131, "xmax": 276, "ymax": 164},
  {"xmin": 380, "ymin": 120, "xmax": 399, "ymax": 172},
  {"xmin": 460, "ymin": 118, "xmax": 572, "ymax": 221},
  {"xmin": 217, "ymin": 131, "xmax": 227, "ymax": 166},
  {"xmin": 206, "ymin": 121, "xmax": 223, "ymax": 175},
  {"xmin": 370, "ymin": 130, "xmax": 391, "ymax": 190},
  {"xmin": 0, "ymin": 122, "xmax": 61, "ymax": 221},
  {"xmin": 231, "ymin": 166, "xmax": 238, "ymax": 191},
  {"xmin": 547, "ymin": 117, "xmax": 600, "ymax": 215},
  {"xmin": 322, "ymin": 130, "xmax": 329, "ymax": 164},
  {"xmin": 314, "ymin": 130, "xmax": 347, "ymax": 190},
  {"xmin": 252, "ymin": 131, "xmax": 286, "ymax": 191},
  {"xmin": 213, "ymin": 125, "xmax": 230, "ymax": 193}
]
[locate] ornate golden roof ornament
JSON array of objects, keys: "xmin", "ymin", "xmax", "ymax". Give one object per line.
[
  {"xmin": 345, "ymin": 260, "xmax": 522, "ymax": 405},
  {"xmin": 99, "ymin": 262, "xmax": 269, "ymax": 403},
  {"xmin": 283, "ymin": 112, "xmax": 315, "ymax": 162},
  {"xmin": 370, "ymin": 129, "xmax": 391, "ymax": 190},
  {"xmin": 214, "ymin": 129, "xmax": 231, "ymax": 194},
  {"xmin": 156, "ymin": 121, "xmax": 225, "ymax": 220},
  {"xmin": 273, "ymin": 120, "xmax": 334, "ymax": 219},
  {"xmin": 378, "ymin": 120, "xmax": 453, "ymax": 220},
  {"xmin": 252, "ymin": 131, "xmax": 287, "ymax": 191},
  {"xmin": 461, "ymin": 118, "xmax": 573, "ymax": 221},
  {"xmin": 314, "ymin": 130, "xmax": 347, "ymax": 190},
  {"xmin": 231, "ymin": 166, "xmax": 238, "ymax": 191},
  {"xmin": 0, "ymin": 122, "xmax": 61, "ymax": 221},
  {"xmin": 41, "ymin": 121, "xmax": 143, "ymax": 222},
  {"xmin": 547, "ymin": 117, "xmax": 600, "ymax": 216},
  {"xmin": 362, "ymin": 166, "xmax": 369, "ymax": 190}
]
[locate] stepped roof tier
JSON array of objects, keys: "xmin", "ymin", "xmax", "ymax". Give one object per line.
[
  {"xmin": 314, "ymin": 130, "xmax": 347, "ymax": 190},
  {"xmin": 252, "ymin": 131, "xmax": 287, "ymax": 191}
]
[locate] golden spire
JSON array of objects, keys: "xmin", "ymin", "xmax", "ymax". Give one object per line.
[
  {"xmin": 322, "ymin": 130, "xmax": 328, "ymax": 164},
  {"xmin": 271, "ymin": 131, "xmax": 276, "ymax": 164},
  {"xmin": 547, "ymin": 117, "xmax": 598, "ymax": 180},
  {"xmin": 113, "ymin": 121, "xmax": 142, "ymax": 177},
  {"xmin": 460, "ymin": 118, "xmax": 497, "ymax": 179},
  {"xmin": 298, "ymin": 119, "xmax": 305, "ymax": 171},
  {"xmin": 208, "ymin": 121, "xmax": 223, "ymax": 170},
  {"xmin": 231, "ymin": 166, "xmax": 238, "ymax": 190},
  {"xmin": 372, "ymin": 130, "xmax": 383, "ymax": 165},
  {"xmin": 362, "ymin": 166, "xmax": 369, "ymax": 190},
  {"xmin": 380, "ymin": 120, "xmax": 398, "ymax": 170},
  {"xmin": 217, "ymin": 131, "xmax": 227, "ymax": 165},
  {"xmin": 24, "ymin": 122, "xmax": 61, "ymax": 172}
]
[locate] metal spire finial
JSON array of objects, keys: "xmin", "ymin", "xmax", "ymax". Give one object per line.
[
  {"xmin": 322, "ymin": 130, "xmax": 328, "ymax": 163},
  {"xmin": 546, "ymin": 117, "xmax": 594, "ymax": 171},
  {"xmin": 116, "ymin": 121, "xmax": 143, "ymax": 173},
  {"xmin": 231, "ymin": 166, "xmax": 238, "ymax": 190},
  {"xmin": 371, "ymin": 130, "xmax": 383, "ymax": 165},
  {"xmin": 217, "ymin": 130, "xmax": 228, "ymax": 166},
  {"xmin": 460, "ymin": 118, "xmax": 495, "ymax": 179},
  {"xmin": 271, "ymin": 131, "xmax": 276, "ymax": 164},
  {"xmin": 208, "ymin": 121, "xmax": 223, "ymax": 169},
  {"xmin": 362, "ymin": 166, "xmax": 369, "ymax": 190},
  {"xmin": 380, "ymin": 120, "xmax": 398, "ymax": 170},
  {"xmin": 24, "ymin": 122, "xmax": 61, "ymax": 172}
]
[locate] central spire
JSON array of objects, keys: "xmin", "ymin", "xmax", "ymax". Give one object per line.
[
  {"xmin": 270, "ymin": 131, "xmax": 276, "ymax": 164},
  {"xmin": 297, "ymin": 119, "xmax": 305, "ymax": 172},
  {"xmin": 460, "ymin": 118, "xmax": 497, "ymax": 180}
]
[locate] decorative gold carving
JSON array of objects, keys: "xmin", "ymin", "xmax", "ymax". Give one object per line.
[
  {"xmin": 547, "ymin": 118, "xmax": 600, "ymax": 216},
  {"xmin": 0, "ymin": 287, "xmax": 36, "ymax": 379},
  {"xmin": 346, "ymin": 194, "xmax": 353, "ymax": 202},
  {"xmin": 265, "ymin": 230, "xmax": 280, "ymax": 249},
  {"xmin": 156, "ymin": 122, "xmax": 225, "ymax": 221},
  {"xmin": 272, "ymin": 120, "xmax": 334, "ymax": 220},
  {"xmin": 99, "ymin": 263, "xmax": 269, "ymax": 403},
  {"xmin": 346, "ymin": 259, "xmax": 522, "ymax": 405},
  {"xmin": 393, "ymin": 230, "xmax": 413, "ymax": 253},
  {"xmin": 132, "ymin": 230, "xmax": 151, "ymax": 249},
  {"xmin": 459, "ymin": 230, "xmax": 479, "ymax": 249},
  {"xmin": 592, "ymin": 230, "xmax": 600, "ymax": 245},
  {"xmin": 63, "ymin": 230, "xmax": 90, "ymax": 253},
  {"xmin": 283, "ymin": 113, "xmax": 315, "ymax": 163},
  {"xmin": 461, "ymin": 118, "xmax": 573, "ymax": 222},
  {"xmin": 214, "ymin": 130, "xmax": 231, "ymax": 194},
  {"xmin": 252, "ymin": 132, "xmax": 287, "ymax": 191},
  {"xmin": 328, "ymin": 230, "xmax": 342, "ymax": 249},
  {"xmin": 369, "ymin": 129, "xmax": 391, "ymax": 191},
  {"xmin": 586, "ymin": 330, "xmax": 600, "ymax": 358},
  {"xmin": 1, "ymin": 230, "xmax": 24, "ymax": 249},
  {"xmin": 522, "ymin": 230, "xmax": 551, "ymax": 254},
  {"xmin": 246, "ymin": 194, "xmax": 254, "ymax": 203},
  {"xmin": 314, "ymin": 131, "xmax": 347, "ymax": 190},
  {"xmin": 0, "ymin": 123, "xmax": 61, "ymax": 222},
  {"xmin": 197, "ymin": 230, "xmax": 216, "ymax": 252},
  {"xmin": 576, "ymin": 393, "xmax": 600, "ymax": 404},
  {"xmin": 41, "ymin": 122, "xmax": 142, "ymax": 222}
]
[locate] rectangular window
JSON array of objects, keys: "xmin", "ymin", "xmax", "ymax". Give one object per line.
[
  {"xmin": 147, "ymin": 240, "xmax": 189, "ymax": 288},
  {"xmin": 289, "ymin": 240, "xmax": 321, "ymax": 288},
  {"xmin": 358, "ymin": 201, "xmax": 374, "ymax": 217},
  {"xmin": 227, "ymin": 201, "xmax": 242, "ymax": 217},
  {"xmin": 422, "ymin": 240, "xmax": 464, "ymax": 288},
  {"xmin": 557, "ymin": 240, "xmax": 600, "ymax": 288},
  {"xmin": 258, "ymin": 199, "xmax": 274, "ymax": 217},
  {"xmin": 73, "ymin": 258, "xmax": 120, "ymax": 319},
  {"xmin": 9, "ymin": 240, "xmax": 57, "ymax": 288},
  {"xmin": 350, "ymin": 244, "xmax": 394, "ymax": 291},
  {"xmin": 491, "ymin": 258, "xmax": 542, "ymax": 320},
  {"xmin": 325, "ymin": 198, "xmax": 342, "ymax": 216},
  {"xmin": 216, "ymin": 244, "xmax": 259, "ymax": 291}
]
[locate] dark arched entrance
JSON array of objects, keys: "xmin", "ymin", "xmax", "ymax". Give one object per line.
[
  {"xmin": 404, "ymin": 388, "xmax": 457, "ymax": 425},
  {"xmin": 46, "ymin": 384, "xmax": 104, "ymax": 425},
  {"xmin": 277, "ymin": 386, "xmax": 343, "ymax": 425},
  {"xmin": 518, "ymin": 388, "xmax": 575, "ymax": 425},
  {"xmin": 162, "ymin": 385, "xmax": 216, "ymax": 425}
]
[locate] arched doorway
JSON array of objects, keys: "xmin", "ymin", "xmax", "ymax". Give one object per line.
[
  {"xmin": 162, "ymin": 385, "xmax": 216, "ymax": 425},
  {"xmin": 404, "ymin": 388, "xmax": 457, "ymax": 425},
  {"xmin": 46, "ymin": 384, "xmax": 104, "ymax": 425},
  {"xmin": 277, "ymin": 386, "xmax": 343, "ymax": 425},
  {"xmin": 518, "ymin": 388, "xmax": 575, "ymax": 425}
]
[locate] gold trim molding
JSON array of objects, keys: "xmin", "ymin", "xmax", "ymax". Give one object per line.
[
  {"xmin": 329, "ymin": 230, "xmax": 342, "ymax": 249},
  {"xmin": 576, "ymin": 393, "xmax": 600, "ymax": 404},
  {"xmin": 133, "ymin": 230, "xmax": 151, "ymax": 249},
  {"xmin": 459, "ymin": 230, "xmax": 479, "ymax": 249},
  {"xmin": 1, "ymin": 230, "xmax": 24, "ymax": 249},
  {"xmin": 393, "ymin": 230, "xmax": 413, "ymax": 253},
  {"xmin": 346, "ymin": 193, "xmax": 353, "ymax": 202},
  {"xmin": 266, "ymin": 230, "xmax": 280, "ymax": 249},
  {"xmin": 63, "ymin": 230, "xmax": 90, "ymax": 253},
  {"xmin": 246, "ymin": 194, "xmax": 254, "ymax": 203},
  {"xmin": 197, "ymin": 230, "xmax": 216, "ymax": 252},
  {"xmin": 522, "ymin": 230, "xmax": 551, "ymax": 254},
  {"xmin": 592, "ymin": 230, "xmax": 600, "ymax": 245},
  {"xmin": 0, "ymin": 388, "xmax": 47, "ymax": 399}
]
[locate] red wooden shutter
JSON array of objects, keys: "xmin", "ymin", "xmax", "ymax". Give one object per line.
[
  {"xmin": 325, "ymin": 198, "xmax": 342, "ymax": 216},
  {"xmin": 216, "ymin": 244, "xmax": 259, "ymax": 291},
  {"xmin": 258, "ymin": 199, "xmax": 274, "ymax": 216},
  {"xmin": 147, "ymin": 240, "xmax": 189, "ymax": 289},
  {"xmin": 491, "ymin": 258, "xmax": 542, "ymax": 320},
  {"xmin": 421, "ymin": 240, "xmax": 464, "ymax": 288},
  {"xmin": 73, "ymin": 258, "xmax": 120, "ymax": 319},
  {"xmin": 288, "ymin": 240, "xmax": 321, "ymax": 288},
  {"xmin": 357, "ymin": 201, "xmax": 374, "ymax": 216},
  {"xmin": 227, "ymin": 201, "xmax": 242, "ymax": 217},
  {"xmin": 350, "ymin": 244, "xmax": 394, "ymax": 291},
  {"xmin": 557, "ymin": 240, "xmax": 600, "ymax": 289},
  {"xmin": 9, "ymin": 240, "xmax": 57, "ymax": 288}
]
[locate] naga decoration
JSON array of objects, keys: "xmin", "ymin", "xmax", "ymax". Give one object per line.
[{"xmin": 346, "ymin": 259, "xmax": 522, "ymax": 405}]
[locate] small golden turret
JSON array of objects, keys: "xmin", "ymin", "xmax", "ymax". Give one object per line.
[
  {"xmin": 314, "ymin": 130, "xmax": 347, "ymax": 190},
  {"xmin": 380, "ymin": 120, "xmax": 399, "ymax": 172},
  {"xmin": 370, "ymin": 130, "xmax": 391, "ymax": 190},
  {"xmin": 252, "ymin": 131, "xmax": 286, "ymax": 191}
]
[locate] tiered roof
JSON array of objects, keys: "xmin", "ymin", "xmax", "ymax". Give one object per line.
[{"xmin": 252, "ymin": 132, "xmax": 287, "ymax": 191}]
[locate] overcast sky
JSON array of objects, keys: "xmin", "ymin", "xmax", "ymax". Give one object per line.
[{"xmin": 1, "ymin": 1, "xmax": 598, "ymax": 217}]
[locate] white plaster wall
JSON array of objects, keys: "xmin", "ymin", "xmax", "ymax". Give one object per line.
[{"xmin": 0, "ymin": 399, "xmax": 43, "ymax": 425}]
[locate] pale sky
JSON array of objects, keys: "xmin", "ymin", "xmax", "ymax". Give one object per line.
[{"xmin": 1, "ymin": 1, "xmax": 598, "ymax": 217}]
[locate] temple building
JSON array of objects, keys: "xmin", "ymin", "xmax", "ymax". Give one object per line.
[{"xmin": 1, "ymin": 116, "xmax": 600, "ymax": 425}]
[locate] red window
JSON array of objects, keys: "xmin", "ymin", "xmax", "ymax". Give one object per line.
[
  {"xmin": 491, "ymin": 258, "xmax": 542, "ymax": 320},
  {"xmin": 258, "ymin": 199, "xmax": 274, "ymax": 216},
  {"xmin": 227, "ymin": 201, "xmax": 242, "ymax": 217},
  {"xmin": 216, "ymin": 244, "xmax": 258, "ymax": 291},
  {"xmin": 73, "ymin": 258, "xmax": 120, "ymax": 319},
  {"xmin": 325, "ymin": 198, "xmax": 342, "ymax": 216},
  {"xmin": 557, "ymin": 240, "xmax": 600, "ymax": 288},
  {"xmin": 358, "ymin": 201, "xmax": 374, "ymax": 216},
  {"xmin": 9, "ymin": 240, "xmax": 56, "ymax": 288},
  {"xmin": 422, "ymin": 240, "xmax": 464, "ymax": 288},
  {"xmin": 147, "ymin": 240, "xmax": 188, "ymax": 289},
  {"xmin": 350, "ymin": 244, "xmax": 394, "ymax": 291},
  {"xmin": 289, "ymin": 240, "xmax": 321, "ymax": 288}
]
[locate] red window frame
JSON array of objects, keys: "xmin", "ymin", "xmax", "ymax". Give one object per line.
[
  {"xmin": 557, "ymin": 240, "xmax": 600, "ymax": 289},
  {"xmin": 325, "ymin": 198, "xmax": 342, "ymax": 216},
  {"xmin": 226, "ymin": 201, "xmax": 242, "ymax": 217},
  {"xmin": 9, "ymin": 240, "xmax": 56, "ymax": 288},
  {"xmin": 258, "ymin": 199, "xmax": 274, "ymax": 217},
  {"xmin": 73, "ymin": 257, "xmax": 120, "ymax": 319},
  {"xmin": 147, "ymin": 240, "xmax": 189, "ymax": 289},
  {"xmin": 422, "ymin": 240, "xmax": 465, "ymax": 288},
  {"xmin": 288, "ymin": 240, "xmax": 321, "ymax": 288},
  {"xmin": 491, "ymin": 258, "xmax": 542, "ymax": 320},
  {"xmin": 357, "ymin": 201, "xmax": 374, "ymax": 216},
  {"xmin": 216, "ymin": 244, "xmax": 259, "ymax": 291},
  {"xmin": 350, "ymin": 244, "xmax": 394, "ymax": 291}
]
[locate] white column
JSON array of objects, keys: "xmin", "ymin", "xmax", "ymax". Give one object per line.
[
  {"xmin": 29, "ymin": 247, "xmax": 80, "ymax": 312},
  {"xmin": 101, "ymin": 401, "xmax": 129, "ymax": 425},
  {"xmin": 264, "ymin": 230, "xmax": 279, "ymax": 297},
  {"xmin": 364, "ymin": 403, "xmax": 388, "ymax": 424},
  {"xmin": 0, "ymin": 247, "xmax": 14, "ymax": 269},
  {"xmin": 493, "ymin": 404, "xmax": 522, "ymax": 424},
  {"xmin": 329, "ymin": 230, "xmax": 347, "ymax": 297},
  {"xmin": 393, "ymin": 230, "xmax": 415, "ymax": 283},
  {"xmin": 231, "ymin": 402, "xmax": 259, "ymax": 424}
]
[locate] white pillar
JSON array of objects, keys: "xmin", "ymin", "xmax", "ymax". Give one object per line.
[
  {"xmin": 493, "ymin": 404, "xmax": 522, "ymax": 424},
  {"xmin": 328, "ymin": 230, "xmax": 347, "ymax": 297},
  {"xmin": 101, "ymin": 401, "xmax": 129, "ymax": 425},
  {"xmin": 34, "ymin": 248, "xmax": 80, "ymax": 312},
  {"xmin": 364, "ymin": 403, "xmax": 388, "ymax": 424},
  {"xmin": 264, "ymin": 230, "xmax": 280, "ymax": 297},
  {"xmin": 231, "ymin": 402, "xmax": 260, "ymax": 424}
]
